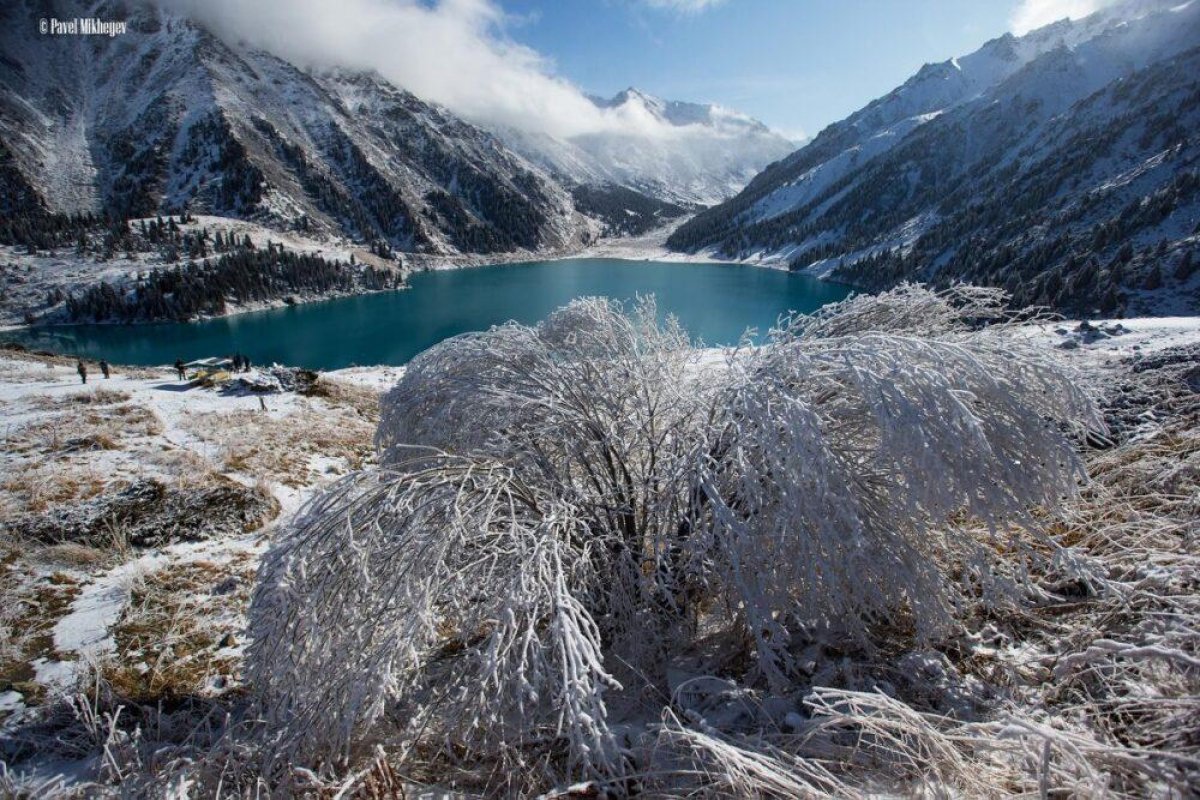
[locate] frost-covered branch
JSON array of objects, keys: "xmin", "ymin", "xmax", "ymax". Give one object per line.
[{"xmin": 247, "ymin": 287, "xmax": 1100, "ymax": 784}]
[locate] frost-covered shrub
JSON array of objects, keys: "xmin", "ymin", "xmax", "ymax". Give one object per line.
[{"xmin": 246, "ymin": 287, "xmax": 1099, "ymax": 780}]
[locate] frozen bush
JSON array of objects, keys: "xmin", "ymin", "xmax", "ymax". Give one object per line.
[{"xmin": 246, "ymin": 287, "xmax": 1100, "ymax": 781}]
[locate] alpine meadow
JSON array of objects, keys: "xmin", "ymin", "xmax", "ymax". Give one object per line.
[{"xmin": 0, "ymin": 1, "xmax": 1198, "ymax": 798}]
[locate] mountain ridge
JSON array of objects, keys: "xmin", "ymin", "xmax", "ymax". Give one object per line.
[
  {"xmin": 0, "ymin": 0, "xmax": 592, "ymax": 256},
  {"xmin": 497, "ymin": 86, "xmax": 794, "ymax": 207},
  {"xmin": 0, "ymin": 0, "xmax": 790, "ymax": 258},
  {"xmin": 667, "ymin": 0, "xmax": 1200, "ymax": 314}
]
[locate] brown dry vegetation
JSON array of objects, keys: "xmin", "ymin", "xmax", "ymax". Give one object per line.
[
  {"xmin": 13, "ymin": 329, "xmax": 1195, "ymax": 796},
  {"xmin": 301, "ymin": 376, "xmax": 383, "ymax": 422},
  {"xmin": 184, "ymin": 397, "xmax": 377, "ymax": 487},
  {"xmin": 102, "ymin": 558, "xmax": 257, "ymax": 703},
  {"xmin": 0, "ymin": 462, "xmax": 110, "ymax": 517},
  {"xmin": 24, "ymin": 388, "xmax": 134, "ymax": 408},
  {"xmin": 3, "ymin": 400, "xmax": 161, "ymax": 457},
  {"xmin": 0, "ymin": 556, "xmax": 81, "ymax": 707},
  {"xmin": 0, "ymin": 375, "xmax": 1192, "ymax": 797},
  {"xmin": 0, "ymin": 354, "xmax": 287, "ymax": 730},
  {"xmin": 0, "ymin": 400, "xmax": 164, "ymax": 520}
]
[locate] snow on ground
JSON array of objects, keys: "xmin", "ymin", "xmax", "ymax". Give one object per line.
[
  {"xmin": 50, "ymin": 553, "xmax": 167, "ymax": 667},
  {"xmin": 0, "ymin": 215, "xmax": 397, "ymax": 328},
  {"xmin": 0, "ymin": 349, "xmax": 397, "ymax": 727},
  {"xmin": 1020, "ymin": 315, "xmax": 1200, "ymax": 361},
  {"xmin": 327, "ymin": 364, "xmax": 407, "ymax": 391},
  {"xmin": 5, "ymin": 314, "xmax": 1196, "ymax": 718},
  {"xmin": 0, "ymin": 312, "xmax": 1196, "ymax": 792},
  {"xmin": 567, "ymin": 217, "xmax": 734, "ymax": 265}
]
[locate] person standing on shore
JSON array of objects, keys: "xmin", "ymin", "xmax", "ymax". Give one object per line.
[
  {"xmin": 175, "ymin": 358, "xmax": 187, "ymax": 381},
  {"xmin": 99, "ymin": 359, "xmax": 111, "ymax": 379},
  {"xmin": 76, "ymin": 360, "xmax": 87, "ymax": 384}
]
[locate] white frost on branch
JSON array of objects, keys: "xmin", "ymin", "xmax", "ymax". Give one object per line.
[{"xmin": 246, "ymin": 286, "xmax": 1101, "ymax": 780}]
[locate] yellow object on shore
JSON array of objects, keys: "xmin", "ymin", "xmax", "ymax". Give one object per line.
[{"xmin": 195, "ymin": 369, "xmax": 232, "ymax": 387}]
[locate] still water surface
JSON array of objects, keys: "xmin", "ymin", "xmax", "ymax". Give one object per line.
[{"xmin": 6, "ymin": 258, "xmax": 852, "ymax": 370}]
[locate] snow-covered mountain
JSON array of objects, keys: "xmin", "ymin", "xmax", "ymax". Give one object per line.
[
  {"xmin": 0, "ymin": 1, "xmax": 792, "ymax": 255},
  {"xmin": 0, "ymin": 0, "xmax": 590, "ymax": 256},
  {"xmin": 497, "ymin": 88, "xmax": 795, "ymax": 207},
  {"xmin": 668, "ymin": 0, "xmax": 1200, "ymax": 314}
]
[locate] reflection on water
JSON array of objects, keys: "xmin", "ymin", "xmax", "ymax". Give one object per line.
[{"xmin": 4, "ymin": 258, "xmax": 852, "ymax": 371}]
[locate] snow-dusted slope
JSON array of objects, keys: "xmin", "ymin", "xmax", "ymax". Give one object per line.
[
  {"xmin": 0, "ymin": 2, "xmax": 789, "ymax": 250},
  {"xmin": 668, "ymin": 0, "xmax": 1200, "ymax": 315},
  {"xmin": 0, "ymin": 0, "xmax": 587, "ymax": 256},
  {"xmin": 497, "ymin": 88, "xmax": 795, "ymax": 207}
]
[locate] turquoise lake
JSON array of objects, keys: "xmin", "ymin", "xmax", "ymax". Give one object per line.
[{"xmin": 5, "ymin": 258, "xmax": 853, "ymax": 371}]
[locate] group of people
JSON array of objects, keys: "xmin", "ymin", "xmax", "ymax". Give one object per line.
[
  {"xmin": 75, "ymin": 353, "xmax": 253, "ymax": 384},
  {"xmin": 76, "ymin": 359, "xmax": 110, "ymax": 384}
]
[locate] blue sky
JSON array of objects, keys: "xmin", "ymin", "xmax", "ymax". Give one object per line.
[
  {"xmin": 497, "ymin": 0, "xmax": 1062, "ymax": 139},
  {"xmin": 196, "ymin": 0, "xmax": 1108, "ymax": 141}
]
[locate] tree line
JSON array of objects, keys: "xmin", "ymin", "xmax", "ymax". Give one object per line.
[
  {"xmin": 571, "ymin": 184, "xmax": 688, "ymax": 237},
  {"xmin": 65, "ymin": 247, "xmax": 402, "ymax": 323}
]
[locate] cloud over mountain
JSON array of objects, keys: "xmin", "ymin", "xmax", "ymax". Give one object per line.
[
  {"xmin": 162, "ymin": 0, "xmax": 727, "ymax": 141},
  {"xmin": 1009, "ymin": 0, "xmax": 1117, "ymax": 33}
]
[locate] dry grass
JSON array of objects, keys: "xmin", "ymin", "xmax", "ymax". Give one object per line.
[
  {"xmin": 184, "ymin": 401, "xmax": 376, "ymax": 487},
  {"xmin": 114, "ymin": 366, "xmax": 169, "ymax": 380},
  {"xmin": 0, "ymin": 462, "xmax": 110, "ymax": 516},
  {"xmin": 5, "ymin": 329, "xmax": 1190, "ymax": 796},
  {"xmin": 301, "ymin": 376, "xmax": 383, "ymax": 422},
  {"xmin": 63, "ymin": 388, "xmax": 132, "ymax": 407},
  {"xmin": 0, "ymin": 399, "xmax": 166, "ymax": 520},
  {"xmin": 23, "ymin": 388, "xmax": 134, "ymax": 408},
  {"xmin": 141, "ymin": 447, "xmax": 228, "ymax": 491},
  {"xmin": 3, "ymin": 401, "xmax": 161, "ymax": 457},
  {"xmin": 101, "ymin": 558, "xmax": 256, "ymax": 703},
  {"xmin": 0, "ymin": 348, "xmax": 76, "ymax": 383},
  {"xmin": 36, "ymin": 543, "xmax": 113, "ymax": 569},
  {"xmin": 0, "ymin": 559, "xmax": 81, "ymax": 708},
  {"xmin": 0, "ymin": 363, "xmax": 61, "ymax": 383}
]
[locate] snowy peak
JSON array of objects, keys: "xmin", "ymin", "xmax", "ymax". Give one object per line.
[
  {"xmin": 590, "ymin": 87, "xmax": 657, "ymax": 110},
  {"xmin": 590, "ymin": 87, "xmax": 772, "ymax": 134},
  {"xmin": 668, "ymin": 0, "xmax": 1200, "ymax": 315},
  {"xmin": 0, "ymin": 0, "xmax": 587, "ymax": 256},
  {"xmin": 0, "ymin": 0, "xmax": 790, "ymax": 239},
  {"xmin": 495, "ymin": 87, "xmax": 793, "ymax": 207},
  {"xmin": 831, "ymin": 0, "xmax": 1191, "ymax": 148}
]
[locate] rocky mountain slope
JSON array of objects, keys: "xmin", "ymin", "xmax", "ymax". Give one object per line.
[
  {"xmin": 0, "ymin": 0, "xmax": 587, "ymax": 257},
  {"xmin": 0, "ymin": 2, "xmax": 793, "ymax": 260},
  {"xmin": 498, "ymin": 87, "xmax": 795, "ymax": 207},
  {"xmin": 667, "ymin": 0, "xmax": 1200, "ymax": 315}
]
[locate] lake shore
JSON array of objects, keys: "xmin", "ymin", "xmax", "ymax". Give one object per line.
[
  {"xmin": 1, "ymin": 215, "xmax": 829, "ymax": 333},
  {"xmin": 0, "ymin": 214, "xmax": 402, "ymax": 330},
  {"xmin": 2, "ymin": 259, "xmax": 852, "ymax": 370}
]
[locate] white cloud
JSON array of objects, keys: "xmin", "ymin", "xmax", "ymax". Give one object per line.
[
  {"xmin": 1009, "ymin": 0, "xmax": 1115, "ymax": 34},
  {"xmin": 640, "ymin": 0, "xmax": 728, "ymax": 12},
  {"xmin": 777, "ymin": 128, "xmax": 810, "ymax": 146},
  {"xmin": 161, "ymin": 0, "xmax": 702, "ymax": 140}
]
